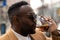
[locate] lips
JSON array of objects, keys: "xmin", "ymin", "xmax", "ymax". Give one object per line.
[{"xmin": 32, "ymin": 23, "xmax": 36, "ymax": 29}]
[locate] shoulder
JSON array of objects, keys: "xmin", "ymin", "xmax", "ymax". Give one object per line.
[{"xmin": 0, "ymin": 33, "xmax": 9, "ymax": 40}]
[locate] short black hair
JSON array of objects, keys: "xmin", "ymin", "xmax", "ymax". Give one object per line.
[{"xmin": 8, "ymin": 1, "xmax": 28, "ymax": 23}]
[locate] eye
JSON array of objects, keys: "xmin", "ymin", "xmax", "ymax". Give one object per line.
[
  {"xmin": 26, "ymin": 12, "xmax": 36, "ymax": 20},
  {"xmin": 29, "ymin": 15, "xmax": 34, "ymax": 20},
  {"xmin": 28, "ymin": 14, "xmax": 36, "ymax": 20}
]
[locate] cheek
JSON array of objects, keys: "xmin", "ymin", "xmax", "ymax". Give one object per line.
[
  {"xmin": 18, "ymin": 17, "xmax": 36, "ymax": 31},
  {"xmin": 22, "ymin": 24, "xmax": 31, "ymax": 30},
  {"xmin": 21, "ymin": 17, "xmax": 36, "ymax": 27},
  {"xmin": 21, "ymin": 24, "xmax": 34, "ymax": 32}
]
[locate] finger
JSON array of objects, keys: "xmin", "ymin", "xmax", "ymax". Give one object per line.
[{"xmin": 43, "ymin": 16, "xmax": 49, "ymax": 21}]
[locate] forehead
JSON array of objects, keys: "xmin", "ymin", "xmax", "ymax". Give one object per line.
[{"xmin": 19, "ymin": 5, "xmax": 33, "ymax": 14}]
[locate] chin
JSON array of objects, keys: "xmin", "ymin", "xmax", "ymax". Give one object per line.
[
  {"xmin": 30, "ymin": 32, "xmax": 36, "ymax": 34},
  {"xmin": 29, "ymin": 30, "xmax": 36, "ymax": 34}
]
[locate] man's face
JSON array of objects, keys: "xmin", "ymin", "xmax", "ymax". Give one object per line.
[{"xmin": 15, "ymin": 5, "xmax": 36, "ymax": 36}]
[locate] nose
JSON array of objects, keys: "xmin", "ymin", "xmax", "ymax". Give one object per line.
[
  {"xmin": 33, "ymin": 14, "xmax": 37, "ymax": 19},
  {"xmin": 32, "ymin": 23, "xmax": 36, "ymax": 29}
]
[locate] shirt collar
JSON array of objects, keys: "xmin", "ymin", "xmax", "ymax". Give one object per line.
[{"xmin": 11, "ymin": 29, "xmax": 31, "ymax": 40}]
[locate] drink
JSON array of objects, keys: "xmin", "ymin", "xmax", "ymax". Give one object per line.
[
  {"xmin": 36, "ymin": 16, "xmax": 52, "ymax": 37},
  {"xmin": 36, "ymin": 16, "xmax": 49, "ymax": 31},
  {"xmin": 37, "ymin": 23, "xmax": 49, "ymax": 32}
]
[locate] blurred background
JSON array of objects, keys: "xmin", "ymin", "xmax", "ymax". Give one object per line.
[{"xmin": 0, "ymin": 0, "xmax": 60, "ymax": 36}]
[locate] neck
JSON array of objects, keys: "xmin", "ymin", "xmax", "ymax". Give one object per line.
[
  {"xmin": 20, "ymin": 33, "xmax": 28, "ymax": 37},
  {"xmin": 12, "ymin": 27, "xmax": 28, "ymax": 37}
]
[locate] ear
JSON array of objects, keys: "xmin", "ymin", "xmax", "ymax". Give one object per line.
[
  {"xmin": 12, "ymin": 15, "xmax": 18, "ymax": 26},
  {"xmin": 13, "ymin": 16, "xmax": 17, "ymax": 20},
  {"xmin": 11, "ymin": 15, "xmax": 18, "ymax": 30}
]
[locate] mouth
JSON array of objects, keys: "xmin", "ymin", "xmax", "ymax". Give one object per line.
[{"xmin": 32, "ymin": 23, "xmax": 36, "ymax": 29}]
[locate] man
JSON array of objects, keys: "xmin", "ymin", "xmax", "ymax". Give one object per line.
[{"xmin": 0, "ymin": 1, "xmax": 57, "ymax": 40}]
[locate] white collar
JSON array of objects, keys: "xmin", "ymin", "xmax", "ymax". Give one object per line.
[{"xmin": 12, "ymin": 29, "xmax": 31, "ymax": 40}]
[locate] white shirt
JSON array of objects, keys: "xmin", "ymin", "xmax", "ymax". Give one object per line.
[{"xmin": 12, "ymin": 29, "xmax": 31, "ymax": 40}]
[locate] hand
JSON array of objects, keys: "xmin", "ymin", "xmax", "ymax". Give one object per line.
[{"xmin": 44, "ymin": 16, "xmax": 57, "ymax": 32}]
